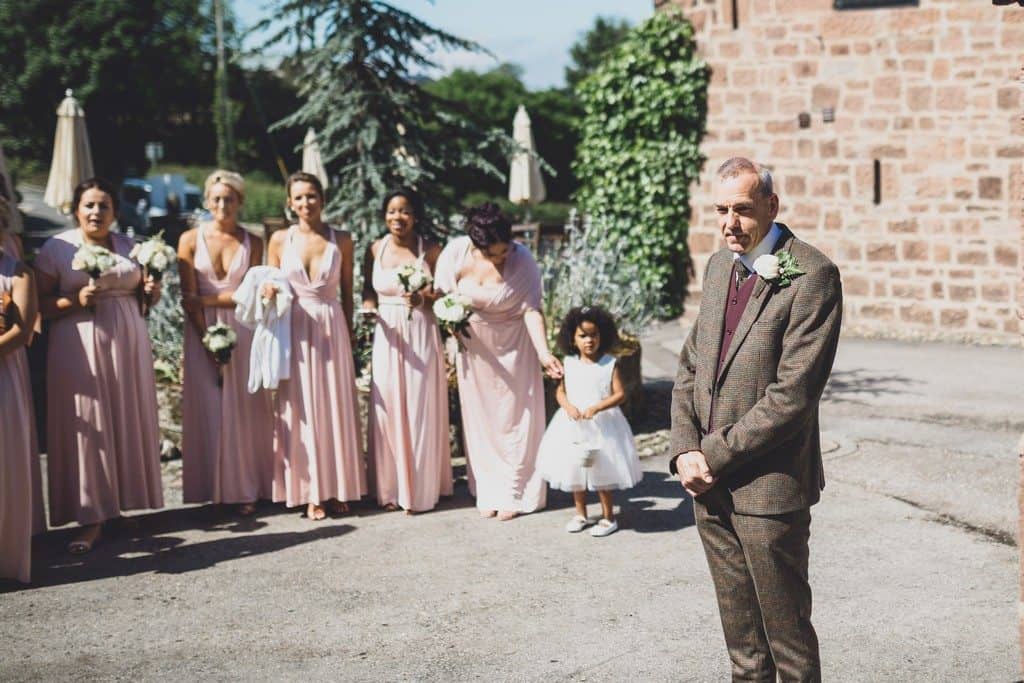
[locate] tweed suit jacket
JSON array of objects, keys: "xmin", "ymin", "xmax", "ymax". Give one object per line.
[{"xmin": 670, "ymin": 224, "xmax": 843, "ymax": 516}]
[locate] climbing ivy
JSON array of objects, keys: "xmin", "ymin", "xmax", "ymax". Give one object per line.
[{"xmin": 572, "ymin": 10, "xmax": 709, "ymax": 316}]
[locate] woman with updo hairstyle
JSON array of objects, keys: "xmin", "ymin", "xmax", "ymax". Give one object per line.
[
  {"xmin": 265, "ymin": 171, "xmax": 364, "ymax": 521},
  {"xmin": 0, "ymin": 193, "xmax": 44, "ymax": 582},
  {"xmin": 33, "ymin": 178, "xmax": 164, "ymax": 554},
  {"xmin": 434, "ymin": 202, "xmax": 563, "ymax": 521},
  {"xmin": 176, "ymin": 170, "xmax": 274, "ymax": 516},
  {"xmin": 361, "ymin": 187, "xmax": 451, "ymax": 513}
]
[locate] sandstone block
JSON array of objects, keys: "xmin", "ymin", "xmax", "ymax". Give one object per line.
[
  {"xmin": 902, "ymin": 241, "xmax": 929, "ymax": 261},
  {"xmin": 940, "ymin": 308, "xmax": 968, "ymax": 327},
  {"xmin": 866, "ymin": 243, "xmax": 897, "ymax": 262},
  {"xmin": 979, "ymin": 177, "xmax": 1003, "ymax": 200},
  {"xmin": 900, "ymin": 303, "xmax": 934, "ymax": 324}
]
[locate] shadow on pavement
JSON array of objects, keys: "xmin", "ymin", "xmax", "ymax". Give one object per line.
[
  {"xmin": 3, "ymin": 507, "xmax": 355, "ymax": 593},
  {"xmin": 822, "ymin": 367, "xmax": 919, "ymax": 404}
]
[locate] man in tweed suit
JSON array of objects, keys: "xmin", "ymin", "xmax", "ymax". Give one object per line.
[{"xmin": 671, "ymin": 157, "xmax": 842, "ymax": 682}]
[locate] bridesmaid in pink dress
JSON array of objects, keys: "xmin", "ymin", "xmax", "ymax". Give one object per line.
[
  {"xmin": 34, "ymin": 178, "xmax": 164, "ymax": 554},
  {"xmin": 434, "ymin": 203, "xmax": 563, "ymax": 520},
  {"xmin": 362, "ymin": 188, "xmax": 451, "ymax": 513},
  {"xmin": 178, "ymin": 170, "xmax": 274, "ymax": 515},
  {"xmin": 266, "ymin": 172, "xmax": 364, "ymax": 521},
  {"xmin": 0, "ymin": 214, "xmax": 44, "ymax": 583}
]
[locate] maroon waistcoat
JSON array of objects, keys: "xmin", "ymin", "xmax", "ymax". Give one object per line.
[{"xmin": 710, "ymin": 263, "xmax": 758, "ymax": 429}]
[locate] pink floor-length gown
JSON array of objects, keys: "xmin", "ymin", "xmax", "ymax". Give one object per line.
[
  {"xmin": 434, "ymin": 236, "xmax": 547, "ymax": 513},
  {"xmin": 368, "ymin": 236, "xmax": 452, "ymax": 512},
  {"xmin": 34, "ymin": 229, "xmax": 164, "ymax": 527},
  {"xmin": 273, "ymin": 226, "xmax": 365, "ymax": 507},
  {"xmin": 0, "ymin": 247, "xmax": 44, "ymax": 583},
  {"xmin": 181, "ymin": 227, "xmax": 274, "ymax": 504}
]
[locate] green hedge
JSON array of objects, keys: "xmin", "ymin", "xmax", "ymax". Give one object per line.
[{"xmin": 572, "ymin": 11, "xmax": 709, "ymax": 316}]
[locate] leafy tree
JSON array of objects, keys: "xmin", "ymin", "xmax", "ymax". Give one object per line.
[
  {"xmin": 0, "ymin": 0, "xmax": 214, "ymax": 178},
  {"xmin": 564, "ymin": 16, "xmax": 632, "ymax": 91},
  {"xmin": 573, "ymin": 11, "xmax": 709, "ymax": 316},
  {"xmin": 425, "ymin": 64, "xmax": 581, "ymax": 204},
  {"xmin": 254, "ymin": 0, "xmax": 517, "ymax": 242}
]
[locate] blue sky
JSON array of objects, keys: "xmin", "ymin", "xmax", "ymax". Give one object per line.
[{"xmin": 235, "ymin": 0, "xmax": 653, "ymax": 90}]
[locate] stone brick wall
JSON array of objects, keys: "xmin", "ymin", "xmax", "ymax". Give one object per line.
[{"xmin": 657, "ymin": 0, "xmax": 1023, "ymax": 343}]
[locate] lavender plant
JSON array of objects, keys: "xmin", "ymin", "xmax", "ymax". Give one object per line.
[
  {"xmin": 147, "ymin": 266, "xmax": 185, "ymax": 384},
  {"xmin": 540, "ymin": 211, "xmax": 663, "ymax": 351}
]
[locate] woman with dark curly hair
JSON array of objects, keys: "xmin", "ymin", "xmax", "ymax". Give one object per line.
[
  {"xmin": 361, "ymin": 187, "xmax": 451, "ymax": 513},
  {"xmin": 434, "ymin": 202, "xmax": 562, "ymax": 521},
  {"xmin": 34, "ymin": 178, "xmax": 164, "ymax": 554}
]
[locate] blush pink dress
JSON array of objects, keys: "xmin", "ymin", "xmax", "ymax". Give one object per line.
[
  {"xmin": 0, "ymin": 247, "xmax": 44, "ymax": 583},
  {"xmin": 181, "ymin": 227, "xmax": 274, "ymax": 505},
  {"xmin": 273, "ymin": 226, "xmax": 365, "ymax": 507},
  {"xmin": 434, "ymin": 236, "xmax": 547, "ymax": 514},
  {"xmin": 368, "ymin": 236, "xmax": 452, "ymax": 512},
  {"xmin": 34, "ymin": 229, "xmax": 164, "ymax": 527}
]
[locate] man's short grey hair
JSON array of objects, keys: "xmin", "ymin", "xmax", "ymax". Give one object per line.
[{"xmin": 716, "ymin": 157, "xmax": 774, "ymax": 197}]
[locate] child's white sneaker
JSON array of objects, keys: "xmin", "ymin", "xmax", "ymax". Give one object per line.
[
  {"xmin": 565, "ymin": 515, "xmax": 589, "ymax": 533},
  {"xmin": 589, "ymin": 518, "xmax": 618, "ymax": 537}
]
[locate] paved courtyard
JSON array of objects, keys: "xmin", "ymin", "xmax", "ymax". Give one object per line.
[{"xmin": 1, "ymin": 325, "xmax": 1018, "ymax": 681}]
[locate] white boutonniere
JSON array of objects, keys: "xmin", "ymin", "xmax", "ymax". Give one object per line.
[{"xmin": 753, "ymin": 251, "xmax": 804, "ymax": 288}]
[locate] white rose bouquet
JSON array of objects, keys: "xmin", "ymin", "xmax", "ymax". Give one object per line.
[
  {"xmin": 202, "ymin": 321, "xmax": 237, "ymax": 365},
  {"xmin": 130, "ymin": 232, "xmax": 177, "ymax": 280},
  {"xmin": 396, "ymin": 261, "xmax": 433, "ymax": 320},
  {"xmin": 432, "ymin": 292, "xmax": 473, "ymax": 349},
  {"xmin": 71, "ymin": 243, "xmax": 118, "ymax": 282}
]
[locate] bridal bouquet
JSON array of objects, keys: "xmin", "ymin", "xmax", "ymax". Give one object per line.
[
  {"xmin": 432, "ymin": 292, "xmax": 472, "ymax": 348},
  {"xmin": 71, "ymin": 243, "xmax": 118, "ymax": 282},
  {"xmin": 396, "ymin": 261, "xmax": 433, "ymax": 319},
  {"xmin": 130, "ymin": 232, "xmax": 177, "ymax": 280},
  {"xmin": 202, "ymin": 321, "xmax": 237, "ymax": 365}
]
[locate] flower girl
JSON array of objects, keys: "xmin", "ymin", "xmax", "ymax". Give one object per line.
[{"xmin": 536, "ymin": 306, "xmax": 642, "ymax": 537}]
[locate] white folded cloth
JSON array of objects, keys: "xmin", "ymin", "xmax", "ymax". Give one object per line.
[{"xmin": 233, "ymin": 265, "xmax": 293, "ymax": 392}]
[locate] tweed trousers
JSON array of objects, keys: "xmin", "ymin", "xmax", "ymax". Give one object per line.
[{"xmin": 695, "ymin": 491, "xmax": 820, "ymax": 683}]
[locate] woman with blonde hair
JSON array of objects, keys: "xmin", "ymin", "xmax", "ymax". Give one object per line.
[
  {"xmin": 265, "ymin": 172, "xmax": 364, "ymax": 520},
  {"xmin": 177, "ymin": 170, "xmax": 274, "ymax": 516}
]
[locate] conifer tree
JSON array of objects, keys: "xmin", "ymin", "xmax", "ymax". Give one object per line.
[{"xmin": 255, "ymin": 0, "xmax": 516, "ymax": 242}]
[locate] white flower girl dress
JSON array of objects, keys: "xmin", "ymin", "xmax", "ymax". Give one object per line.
[{"xmin": 537, "ymin": 354, "xmax": 643, "ymax": 492}]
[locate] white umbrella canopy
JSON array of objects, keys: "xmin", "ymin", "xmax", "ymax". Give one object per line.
[
  {"xmin": 508, "ymin": 104, "xmax": 546, "ymax": 207},
  {"xmin": 302, "ymin": 127, "xmax": 329, "ymax": 189},
  {"xmin": 43, "ymin": 89, "xmax": 94, "ymax": 212}
]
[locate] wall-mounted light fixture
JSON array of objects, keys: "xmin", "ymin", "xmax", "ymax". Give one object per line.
[{"xmin": 822, "ymin": 107, "xmax": 835, "ymax": 123}]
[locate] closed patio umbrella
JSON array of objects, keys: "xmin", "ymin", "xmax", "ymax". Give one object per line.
[
  {"xmin": 43, "ymin": 89, "xmax": 94, "ymax": 213},
  {"xmin": 508, "ymin": 104, "xmax": 545, "ymax": 220},
  {"xmin": 302, "ymin": 127, "xmax": 329, "ymax": 189}
]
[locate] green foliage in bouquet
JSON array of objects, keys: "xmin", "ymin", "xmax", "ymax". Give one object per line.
[{"xmin": 572, "ymin": 10, "xmax": 709, "ymax": 316}]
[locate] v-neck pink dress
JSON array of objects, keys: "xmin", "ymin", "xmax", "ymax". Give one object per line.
[
  {"xmin": 273, "ymin": 226, "xmax": 365, "ymax": 507},
  {"xmin": 181, "ymin": 226, "xmax": 274, "ymax": 505},
  {"xmin": 368, "ymin": 236, "xmax": 451, "ymax": 512},
  {"xmin": 434, "ymin": 236, "xmax": 547, "ymax": 514},
  {"xmin": 34, "ymin": 229, "xmax": 163, "ymax": 527},
  {"xmin": 0, "ymin": 247, "xmax": 44, "ymax": 583}
]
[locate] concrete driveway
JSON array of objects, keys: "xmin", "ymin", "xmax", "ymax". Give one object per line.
[{"xmin": 0, "ymin": 323, "xmax": 1018, "ymax": 680}]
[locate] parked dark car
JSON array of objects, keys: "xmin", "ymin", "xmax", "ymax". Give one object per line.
[{"xmin": 118, "ymin": 174, "xmax": 202, "ymax": 247}]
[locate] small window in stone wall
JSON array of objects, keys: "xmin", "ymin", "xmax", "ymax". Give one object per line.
[{"xmin": 834, "ymin": 0, "xmax": 918, "ymax": 9}]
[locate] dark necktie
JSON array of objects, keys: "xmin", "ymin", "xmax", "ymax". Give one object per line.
[{"xmin": 735, "ymin": 262, "xmax": 752, "ymax": 288}]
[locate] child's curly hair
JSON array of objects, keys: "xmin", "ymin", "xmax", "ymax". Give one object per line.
[{"xmin": 556, "ymin": 305, "xmax": 620, "ymax": 357}]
